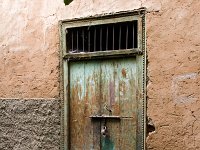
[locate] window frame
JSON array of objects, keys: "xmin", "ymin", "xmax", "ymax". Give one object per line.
[{"xmin": 60, "ymin": 9, "xmax": 144, "ymax": 60}]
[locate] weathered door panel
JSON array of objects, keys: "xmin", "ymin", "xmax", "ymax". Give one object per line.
[
  {"xmin": 100, "ymin": 58, "xmax": 137, "ymax": 150},
  {"xmin": 69, "ymin": 61, "xmax": 101, "ymax": 150},
  {"xmin": 69, "ymin": 57, "xmax": 137, "ymax": 150},
  {"xmin": 117, "ymin": 58, "xmax": 137, "ymax": 150}
]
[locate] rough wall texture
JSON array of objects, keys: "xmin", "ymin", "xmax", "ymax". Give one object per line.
[
  {"xmin": 146, "ymin": 1, "xmax": 200, "ymax": 149},
  {"xmin": 0, "ymin": 99, "xmax": 60, "ymax": 150},
  {"xmin": 0, "ymin": 0, "xmax": 200, "ymax": 150},
  {"xmin": 0, "ymin": 0, "xmax": 142, "ymax": 98}
]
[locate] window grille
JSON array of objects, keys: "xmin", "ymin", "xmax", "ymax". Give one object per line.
[{"xmin": 66, "ymin": 21, "xmax": 138, "ymax": 53}]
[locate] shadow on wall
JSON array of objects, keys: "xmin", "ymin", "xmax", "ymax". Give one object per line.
[
  {"xmin": 146, "ymin": 116, "xmax": 155, "ymax": 136},
  {"xmin": 64, "ymin": 0, "xmax": 73, "ymax": 5}
]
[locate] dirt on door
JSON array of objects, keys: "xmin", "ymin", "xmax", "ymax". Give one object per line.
[{"xmin": 69, "ymin": 57, "xmax": 137, "ymax": 150}]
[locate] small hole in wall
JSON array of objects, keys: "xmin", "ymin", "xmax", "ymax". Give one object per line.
[
  {"xmin": 146, "ymin": 117, "xmax": 155, "ymax": 136},
  {"xmin": 64, "ymin": 0, "xmax": 73, "ymax": 5}
]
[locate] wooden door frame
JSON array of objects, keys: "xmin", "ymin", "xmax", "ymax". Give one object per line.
[{"xmin": 59, "ymin": 8, "xmax": 147, "ymax": 150}]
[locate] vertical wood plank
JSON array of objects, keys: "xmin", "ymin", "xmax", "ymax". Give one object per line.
[
  {"xmin": 100, "ymin": 59, "xmax": 120, "ymax": 149},
  {"xmin": 118, "ymin": 57, "xmax": 137, "ymax": 149},
  {"xmin": 69, "ymin": 60, "xmax": 101, "ymax": 150},
  {"xmin": 69, "ymin": 61, "xmax": 85, "ymax": 149},
  {"xmin": 84, "ymin": 60, "xmax": 101, "ymax": 150}
]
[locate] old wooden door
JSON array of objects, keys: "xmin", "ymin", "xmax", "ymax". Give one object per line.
[{"xmin": 69, "ymin": 57, "xmax": 137, "ymax": 150}]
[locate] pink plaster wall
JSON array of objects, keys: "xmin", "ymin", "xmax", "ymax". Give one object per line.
[{"xmin": 0, "ymin": 0, "xmax": 200, "ymax": 149}]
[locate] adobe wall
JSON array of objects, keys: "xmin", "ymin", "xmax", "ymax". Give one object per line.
[
  {"xmin": 0, "ymin": 0, "xmax": 199, "ymax": 149},
  {"xmin": 146, "ymin": 1, "xmax": 200, "ymax": 149}
]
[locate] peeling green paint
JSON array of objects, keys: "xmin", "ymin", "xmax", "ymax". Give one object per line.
[
  {"xmin": 60, "ymin": 9, "xmax": 147, "ymax": 150},
  {"xmin": 101, "ymin": 137, "xmax": 115, "ymax": 150}
]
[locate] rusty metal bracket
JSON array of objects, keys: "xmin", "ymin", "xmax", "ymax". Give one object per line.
[{"xmin": 89, "ymin": 115, "xmax": 121, "ymax": 120}]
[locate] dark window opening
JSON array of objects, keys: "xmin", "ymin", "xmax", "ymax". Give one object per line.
[{"xmin": 66, "ymin": 21, "xmax": 138, "ymax": 53}]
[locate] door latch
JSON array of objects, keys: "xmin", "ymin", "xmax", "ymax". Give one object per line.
[{"xmin": 101, "ymin": 126, "xmax": 108, "ymax": 137}]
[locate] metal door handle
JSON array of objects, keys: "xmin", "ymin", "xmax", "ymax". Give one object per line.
[{"xmin": 89, "ymin": 115, "xmax": 121, "ymax": 120}]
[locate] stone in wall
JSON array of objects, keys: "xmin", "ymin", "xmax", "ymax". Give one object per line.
[{"xmin": 0, "ymin": 99, "xmax": 60, "ymax": 150}]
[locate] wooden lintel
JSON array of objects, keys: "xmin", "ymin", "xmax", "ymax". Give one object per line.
[{"xmin": 63, "ymin": 49, "xmax": 142, "ymax": 60}]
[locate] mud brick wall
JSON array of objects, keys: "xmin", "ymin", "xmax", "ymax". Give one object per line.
[{"xmin": 0, "ymin": 0, "xmax": 200, "ymax": 149}]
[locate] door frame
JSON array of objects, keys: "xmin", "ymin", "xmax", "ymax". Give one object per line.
[{"xmin": 59, "ymin": 8, "xmax": 147, "ymax": 150}]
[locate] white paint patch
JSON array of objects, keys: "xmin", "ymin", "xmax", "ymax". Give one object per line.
[
  {"xmin": 176, "ymin": 8, "xmax": 188, "ymax": 21},
  {"xmin": 172, "ymin": 73, "xmax": 198, "ymax": 104}
]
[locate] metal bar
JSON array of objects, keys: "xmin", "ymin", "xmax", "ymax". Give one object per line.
[
  {"xmin": 100, "ymin": 27, "xmax": 102, "ymax": 51},
  {"xmin": 119, "ymin": 25, "xmax": 121, "ymax": 49},
  {"xmin": 71, "ymin": 30, "xmax": 74, "ymax": 51},
  {"xmin": 82, "ymin": 29, "xmax": 84, "ymax": 52},
  {"xmin": 133, "ymin": 22, "xmax": 135, "ymax": 48},
  {"xmin": 94, "ymin": 28, "xmax": 96, "ymax": 51},
  {"xmin": 89, "ymin": 115, "xmax": 133, "ymax": 119},
  {"xmin": 126, "ymin": 25, "xmax": 128, "ymax": 49},
  {"xmin": 88, "ymin": 29, "xmax": 90, "ymax": 52},
  {"xmin": 113, "ymin": 25, "xmax": 115, "ymax": 50},
  {"xmin": 106, "ymin": 26, "xmax": 108, "ymax": 50},
  {"xmin": 77, "ymin": 30, "xmax": 79, "ymax": 52},
  {"xmin": 89, "ymin": 115, "xmax": 121, "ymax": 120}
]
